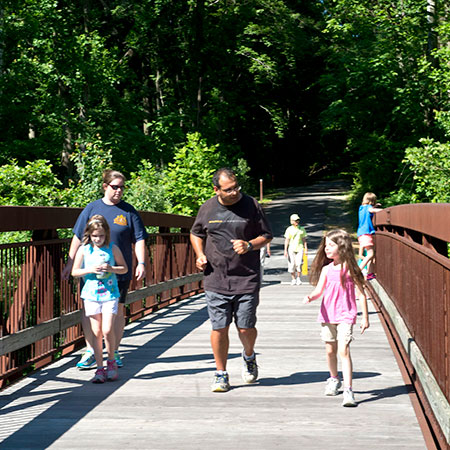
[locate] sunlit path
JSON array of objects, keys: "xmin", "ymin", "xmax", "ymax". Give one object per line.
[
  {"xmin": 0, "ymin": 283, "xmax": 425, "ymax": 449},
  {"xmin": 0, "ymin": 183, "xmax": 427, "ymax": 449}
]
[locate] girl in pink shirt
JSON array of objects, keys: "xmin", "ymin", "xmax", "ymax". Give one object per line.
[{"xmin": 304, "ymin": 229, "xmax": 369, "ymax": 407}]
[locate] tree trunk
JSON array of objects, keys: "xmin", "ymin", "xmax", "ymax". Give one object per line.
[
  {"xmin": 0, "ymin": 6, "xmax": 3, "ymax": 99},
  {"xmin": 194, "ymin": 0, "xmax": 205, "ymax": 128},
  {"xmin": 427, "ymin": 0, "xmax": 438, "ymax": 61},
  {"xmin": 155, "ymin": 67, "xmax": 164, "ymax": 111},
  {"xmin": 28, "ymin": 124, "xmax": 35, "ymax": 139}
]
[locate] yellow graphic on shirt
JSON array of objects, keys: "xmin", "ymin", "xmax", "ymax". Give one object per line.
[
  {"xmin": 209, "ymin": 220, "xmax": 223, "ymax": 223},
  {"xmin": 114, "ymin": 215, "xmax": 127, "ymax": 226}
]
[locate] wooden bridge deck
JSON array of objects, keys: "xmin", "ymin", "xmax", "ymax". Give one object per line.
[{"xmin": 0, "ymin": 182, "xmax": 428, "ymax": 449}]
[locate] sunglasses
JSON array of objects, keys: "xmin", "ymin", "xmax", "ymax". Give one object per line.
[{"xmin": 108, "ymin": 184, "xmax": 125, "ymax": 191}]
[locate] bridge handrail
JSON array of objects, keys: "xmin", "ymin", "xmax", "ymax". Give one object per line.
[
  {"xmin": 0, "ymin": 205, "xmax": 202, "ymax": 388},
  {"xmin": 0, "ymin": 205, "xmax": 195, "ymax": 232},
  {"xmin": 372, "ymin": 202, "xmax": 450, "ymax": 445},
  {"xmin": 374, "ymin": 203, "xmax": 450, "ymax": 253}
]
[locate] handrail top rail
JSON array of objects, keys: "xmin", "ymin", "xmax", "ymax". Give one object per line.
[
  {"xmin": 373, "ymin": 203, "xmax": 450, "ymax": 242},
  {"xmin": 0, "ymin": 205, "xmax": 194, "ymax": 232},
  {"xmin": 376, "ymin": 230, "xmax": 450, "ymax": 269}
]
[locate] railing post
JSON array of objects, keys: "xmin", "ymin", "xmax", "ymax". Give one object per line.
[{"xmin": 0, "ymin": 206, "xmax": 200, "ymax": 386}]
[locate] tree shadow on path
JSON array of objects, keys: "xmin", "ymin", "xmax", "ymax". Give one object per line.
[{"xmin": 0, "ymin": 296, "xmax": 209, "ymax": 450}]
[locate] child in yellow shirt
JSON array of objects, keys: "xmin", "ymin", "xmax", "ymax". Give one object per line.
[{"xmin": 284, "ymin": 214, "xmax": 307, "ymax": 285}]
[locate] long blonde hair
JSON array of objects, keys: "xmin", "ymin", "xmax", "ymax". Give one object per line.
[{"xmin": 309, "ymin": 229, "xmax": 365, "ymax": 292}]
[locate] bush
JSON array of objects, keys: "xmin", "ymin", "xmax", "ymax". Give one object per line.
[
  {"xmin": 0, "ymin": 159, "xmax": 63, "ymax": 206},
  {"xmin": 403, "ymin": 138, "xmax": 450, "ymax": 203},
  {"xmin": 123, "ymin": 160, "xmax": 171, "ymax": 213},
  {"xmin": 165, "ymin": 133, "xmax": 228, "ymax": 216}
]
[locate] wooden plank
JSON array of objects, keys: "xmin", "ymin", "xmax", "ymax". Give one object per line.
[
  {"xmin": 0, "ymin": 275, "xmax": 203, "ymax": 356},
  {"xmin": 0, "ymin": 278, "xmax": 427, "ymax": 449},
  {"xmin": 125, "ymin": 274, "xmax": 203, "ymax": 304},
  {"xmin": 0, "ymin": 206, "xmax": 194, "ymax": 232}
]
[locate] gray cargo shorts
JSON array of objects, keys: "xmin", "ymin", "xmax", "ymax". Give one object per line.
[{"xmin": 205, "ymin": 290, "xmax": 260, "ymax": 330}]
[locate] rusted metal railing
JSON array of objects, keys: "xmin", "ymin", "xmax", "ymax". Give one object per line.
[
  {"xmin": 0, "ymin": 206, "xmax": 203, "ymax": 388},
  {"xmin": 371, "ymin": 203, "xmax": 450, "ymax": 447}
]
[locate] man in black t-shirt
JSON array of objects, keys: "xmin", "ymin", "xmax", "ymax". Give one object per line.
[{"xmin": 190, "ymin": 168, "xmax": 273, "ymax": 392}]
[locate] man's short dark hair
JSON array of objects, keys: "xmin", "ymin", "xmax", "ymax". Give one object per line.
[{"xmin": 212, "ymin": 168, "xmax": 237, "ymax": 188}]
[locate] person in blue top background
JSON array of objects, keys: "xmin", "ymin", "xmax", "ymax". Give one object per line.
[
  {"xmin": 72, "ymin": 215, "xmax": 128, "ymax": 383},
  {"xmin": 63, "ymin": 170, "xmax": 148, "ymax": 370},
  {"xmin": 356, "ymin": 192, "xmax": 382, "ymax": 280}
]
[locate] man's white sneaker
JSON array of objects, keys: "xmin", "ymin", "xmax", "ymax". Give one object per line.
[
  {"xmin": 342, "ymin": 388, "xmax": 357, "ymax": 407},
  {"xmin": 291, "ymin": 279, "xmax": 296, "ymax": 285},
  {"xmin": 324, "ymin": 377, "xmax": 342, "ymax": 396},
  {"xmin": 242, "ymin": 355, "xmax": 258, "ymax": 383},
  {"xmin": 296, "ymin": 277, "xmax": 302, "ymax": 285},
  {"xmin": 211, "ymin": 372, "xmax": 230, "ymax": 392}
]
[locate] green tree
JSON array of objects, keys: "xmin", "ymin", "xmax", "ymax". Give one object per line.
[
  {"xmin": 123, "ymin": 160, "xmax": 172, "ymax": 213},
  {"xmin": 165, "ymin": 132, "xmax": 227, "ymax": 215},
  {"xmin": 403, "ymin": 138, "xmax": 450, "ymax": 202},
  {"xmin": 4, "ymin": 0, "xmax": 450, "ymax": 204},
  {"xmin": 319, "ymin": 0, "xmax": 432, "ymax": 195},
  {"xmin": 0, "ymin": 159, "xmax": 62, "ymax": 206},
  {"xmin": 61, "ymin": 137, "xmax": 113, "ymax": 207}
]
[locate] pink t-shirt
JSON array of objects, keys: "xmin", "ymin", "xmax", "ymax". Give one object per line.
[{"xmin": 318, "ymin": 262, "xmax": 357, "ymax": 324}]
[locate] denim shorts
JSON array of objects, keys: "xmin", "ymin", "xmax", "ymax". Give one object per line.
[{"xmin": 205, "ymin": 290, "xmax": 260, "ymax": 330}]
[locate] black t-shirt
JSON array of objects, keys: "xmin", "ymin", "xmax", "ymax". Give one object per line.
[{"xmin": 191, "ymin": 194, "xmax": 273, "ymax": 294}]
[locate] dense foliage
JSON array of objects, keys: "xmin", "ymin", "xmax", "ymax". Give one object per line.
[
  {"xmin": 0, "ymin": 0, "xmax": 449, "ymax": 212},
  {"xmin": 320, "ymin": 0, "xmax": 450, "ymax": 204}
]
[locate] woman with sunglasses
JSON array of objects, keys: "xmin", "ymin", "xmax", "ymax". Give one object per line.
[{"xmin": 63, "ymin": 169, "xmax": 148, "ymax": 370}]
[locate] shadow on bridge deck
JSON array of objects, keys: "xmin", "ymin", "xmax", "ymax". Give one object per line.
[{"xmin": 0, "ymin": 182, "xmax": 427, "ymax": 449}]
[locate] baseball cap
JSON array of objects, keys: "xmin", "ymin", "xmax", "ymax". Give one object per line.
[{"xmin": 290, "ymin": 214, "xmax": 300, "ymax": 221}]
